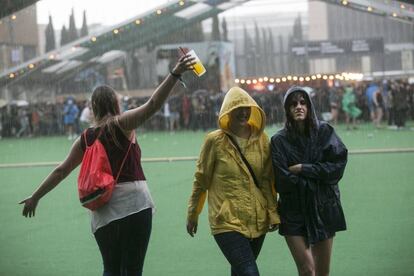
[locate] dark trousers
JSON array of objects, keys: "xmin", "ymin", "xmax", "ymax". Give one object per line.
[
  {"xmin": 94, "ymin": 208, "xmax": 152, "ymax": 276},
  {"xmin": 214, "ymin": 231, "xmax": 266, "ymax": 276}
]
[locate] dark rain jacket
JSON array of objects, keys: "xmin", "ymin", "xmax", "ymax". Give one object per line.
[{"xmin": 270, "ymin": 86, "xmax": 348, "ymax": 244}]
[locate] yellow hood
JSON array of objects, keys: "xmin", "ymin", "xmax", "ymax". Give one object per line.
[{"xmin": 218, "ymin": 87, "xmax": 266, "ymax": 135}]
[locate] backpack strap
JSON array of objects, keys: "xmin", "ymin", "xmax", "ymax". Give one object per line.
[
  {"xmin": 83, "ymin": 127, "xmax": 104, "ymax": 148},
  {"xmin": 114, "ymin": 132, "xmax": 134, "ymax": 182},
  {"xmin": 83, "ymin": 127, "xmax": 134, "ymax": 182}
]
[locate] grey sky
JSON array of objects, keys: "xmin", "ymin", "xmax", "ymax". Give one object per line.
[{"xmin": 36, "ymin": 0, "xmax": 307, "ymax": 29}]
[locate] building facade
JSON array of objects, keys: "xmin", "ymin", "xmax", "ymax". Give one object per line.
[{"xmin": 0, "ymin": 5, "xmax": 39, "ymax": 73}]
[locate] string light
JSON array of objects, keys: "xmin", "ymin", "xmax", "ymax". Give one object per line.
[
  {"xmin": 156, "ymin": 9, "xmax": 162, "ymax": 15},
  {"xmin": 11, "ymin": 15, "xmax": 17, "ymax": 20},
  {"xmin": 9, "ymin": 73, "xmax": 15, "ymax": 78},
  {"xmin": 179, "ymin": 1, "xmax": 185, "ymax": 6},
  {"xmin": 113, "ymin": 29, "xmax": 119, "ymax": 34},
  {"xmin": 135, "ymin": 19, "xmax": 141, "ymax": 25},
  {"xmin": 28, "ymin": 64, "xmax": 35, "ymax": 69},
  {"xmin": 91, "ymin": 36, "xmax": 97, "ymax": 42},
  {"xmin": 234, "ymin": 71, "xmax": 365, "ymax": 86}
]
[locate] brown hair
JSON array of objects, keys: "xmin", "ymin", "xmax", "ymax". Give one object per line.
[{"xmin": 91, "ymin": 85, "xmax": 123, "ymax": 148}]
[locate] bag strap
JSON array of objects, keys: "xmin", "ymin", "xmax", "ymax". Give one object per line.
[
  {"xmin": 83, "ymin": 127, "xmax": 104, "ymax": 148},
  {"xmin": 225, "ymin": 133, "xmax": 259, "ymax": 188},
  {"xmin": 114, "ymin": 132, "xmax": 134, "ymax": 182},
  {"xmin": 83, "ymin": 127, "xmax": 134, "ymax": 182}
]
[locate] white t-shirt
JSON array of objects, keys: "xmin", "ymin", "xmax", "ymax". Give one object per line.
[
  {"xmin": 90, "ymin": 180, "xmax": 155, "ymax": 233},
  {"xmin": 80, "ymin": 107, "xmax": 91, "ymax": 123}
]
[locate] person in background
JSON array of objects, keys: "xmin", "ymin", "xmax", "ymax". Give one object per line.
[
  {"xmin": 342, "ymin": 84, "xmax": 361, "ymax": 130},
  {"xmin": 16, "ymin": 108, "xmax": 30, "ymax": 138},
  {"xmin": 271, "ymin": 86, "xmax": 348, "ymax": 276},
  {"xmin": 79, "ymin": 101, "xmax": 92, "ymax": 131},
  {"xmin": 328, "ymin": 87, "xmax": 339, "ymax": 125},
  {"xmin": 372, "ymin": 87, "xmax": 384, "ymax": 128},
  {"xmin": 63, "ymin": 98, "xmax": 79, "ymax": 139},
  {"xmin": 365, "ymin": 82, "xmax": 382, "ymax": 128},
  {"xmin": 186, "ymin": 87, "xmax": 280, "ymax": 276},
  {"xmin": 19, "ymin": 54, "xmax": 195, "ymax": 276}
]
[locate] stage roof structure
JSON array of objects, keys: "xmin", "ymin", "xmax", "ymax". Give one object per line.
[
  {"xmin": 319, "ymin": 0, "xmax": 414, "ymax": 23},
  {"xmin": 0, "ymin": 0, "xmax": 250, "ymax": 87}
]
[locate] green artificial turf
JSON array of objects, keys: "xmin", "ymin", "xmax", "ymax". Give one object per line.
[{"xmin": 0, "ymin": 123, "xmax": 413, "ymax": 275}]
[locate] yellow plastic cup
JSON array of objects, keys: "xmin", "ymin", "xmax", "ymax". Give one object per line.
[{"xmin": 187, "ymin": 50, "xmax": 206, "ymax": 77}]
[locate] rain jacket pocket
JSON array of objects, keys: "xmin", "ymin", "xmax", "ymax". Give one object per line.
[{"xmin": 214, "ymin": 200, "xmax": 241, "ymax": 227}]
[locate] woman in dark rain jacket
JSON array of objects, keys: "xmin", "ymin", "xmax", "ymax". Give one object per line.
[{"xmin": 270, "ymin": 86, "xmax": 347, "ymax": 276}]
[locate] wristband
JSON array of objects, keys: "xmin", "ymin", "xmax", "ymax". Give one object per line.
[
  {"xmin": 170, "ymin": 71, "xmax": 182, "ymax": 78},
  {"xmin": 169, "ymin": 71, "xmax": 187, "ymax": 89}
]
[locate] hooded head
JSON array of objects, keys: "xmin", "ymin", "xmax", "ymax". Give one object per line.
[
  {"xmin": 283, "ymin": 86, "xmax": 319, "ymax": 136},
  {"xmin": 218, "ymin": 87, "xmax": 265, "ymax": 136}
]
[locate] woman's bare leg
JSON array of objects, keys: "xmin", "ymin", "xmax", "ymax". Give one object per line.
[
  {"xmin": 311, "ymin": 238, "xmax": 333, "ymax": 276},
  {"xmin": 285, "ymin": 236, "xmax": 315, "ymax": 276}
]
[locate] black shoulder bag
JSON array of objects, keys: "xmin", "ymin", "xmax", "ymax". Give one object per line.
[{"xmin": 225, "ymin": 133, "xmax": 260, "ymax": 188}]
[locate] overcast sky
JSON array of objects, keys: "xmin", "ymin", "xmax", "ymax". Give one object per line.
[{"xmin": 36, "ymin": 0, "xmax": 307, "ymax": 29}]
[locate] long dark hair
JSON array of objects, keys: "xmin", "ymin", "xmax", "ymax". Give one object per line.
[
  {"xmin": 284, "ymin": 90, "xmax": 317, "ymax": 137},
  {"xmin": 91, "ymin": 85, "xmax": 123, "ymax": 148}
]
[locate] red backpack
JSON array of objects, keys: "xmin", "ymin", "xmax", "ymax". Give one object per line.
[{"xmin": 78, "ymin": 128, "xmax": 133, "ymax": 210}]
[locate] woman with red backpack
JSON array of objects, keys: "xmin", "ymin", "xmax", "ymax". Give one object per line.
[{"xmin": 19, "ymin": 54, "xmax": 195, "ymax": 276}]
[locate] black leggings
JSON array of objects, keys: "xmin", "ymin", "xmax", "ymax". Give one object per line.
[
  {"xmin": 214, "ymin": 231, "xmax": 266, "ymax": 276},
  {"xmin": 94, "ymin": 208, "xmax": 152, "ymax": 276}
]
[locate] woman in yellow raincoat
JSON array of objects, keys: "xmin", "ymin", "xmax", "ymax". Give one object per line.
[{"xmin": 186, "ymin": 87, "xmax": 280, "ymax": 276}]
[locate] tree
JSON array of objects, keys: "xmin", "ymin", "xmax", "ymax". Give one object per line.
[
  {"xmin": 80, "ymin": 10, "xmax": 88, "ymax": 37},
  {"xmin": 222, "ymin": 17, "xmax": 228, "ymax": 41},
  {"xmin": 60, "ymin": 25, "xmax": 69, "ymax": 46},
  {"xmin": 211, "ymin": 14, "xmax": 221, "ymax": 41},
  {"xmin": 254, "ymin": 21, "xmax": 261, "ymax": 75},
  {"xmin": 68, "ymin": 8, "xmax": 78, "ymax": 43},
  {"xmin": 279, "ymin": 34, "xmax": 285, "ymax": 74},
  {"xmin": 292, "ymin": 13, "xmax": 303, "ymax": 43},
  {"xmin": 243, "ymin": 24, "xmax": 255, "ymax": 76},
  {"xmin": 45, "ymin": 15, "xmax": 56, "ymax": 52},
  {"xmin": 268, "ymin": 29, "xmax": 276, "ymax": 73},
  {"xmin": 262, "ymin": 28, "xmax": 269, "ymax": 74}
]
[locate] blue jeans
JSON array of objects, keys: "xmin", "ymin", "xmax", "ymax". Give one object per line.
[
  {"xmin": 214, "ymin": 231, "xmax": 266, "ymax": 276},
  {"xmin": 94, "ymin": 208, "xmax": 152, "ymax": 276}
]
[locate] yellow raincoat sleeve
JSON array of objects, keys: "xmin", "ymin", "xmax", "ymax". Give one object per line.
[
  {"xmin": 259, "ymin": 134, "xmax": 280, "ymax": 225},
  {"xmin": 187, "ymin": 133, "xmax": 216, "ymax": 223}
]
